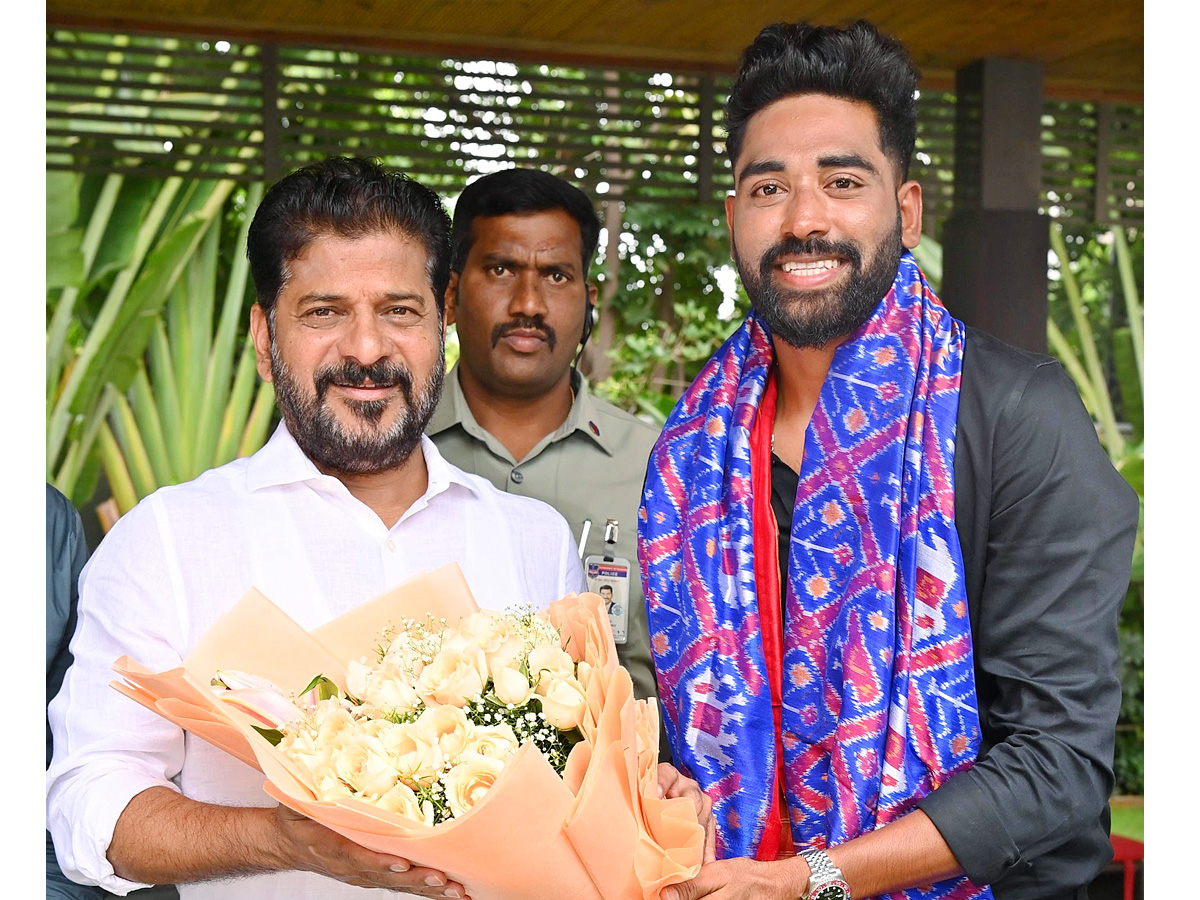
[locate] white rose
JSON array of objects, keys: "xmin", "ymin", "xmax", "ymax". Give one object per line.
[
  {"xmin": 373, "ymin": 780, "xmax": 426, "ymax": 822},
  {"xmin": 467, "ymin": 723, "xmax": 520, "ymax": 761},
  {"xmin": 480, "ymin": 618, "xmax": 526, "ymax": 668},
  {"xmin": 417, "ymin": 645, "xmax": 488, "ymax": 708},
  {"xmin": 528, "ymin": 645, "xmax": 575, "ymax": 692},
  {"xmin": 538, "ymin": 676, "xmax": 587, "ymax": 731},
  {"xmin": 335, "ymin": 732, "xmax": 399, "ymax": 796},
  {"xmin": 492, "ymin": 664, "xmax": 533, "ymax": 707},
  {"xmin": 278, "ymin": 727, "xmax": 330, "ymax": 777},
  {"xmin": 312, "ymin": 764, "xmax": 353, "ymax": 801},
  {"xmin": 361, "ymin": 661, "xmax": 421, "ymax": 716},
  {"xmin": 312, "ymin": 698, "xmax": 357, "ymax": 747},
  {"xmin": 414, "ymin": 704, "xmax": 475, "ymax": 760},
  {"xmin": 457, "ymin": 611, "xmax": 500, "ymax": 642},
  {"xmin": 382, "ymin": 722, "xmax": 443, "ymax": 788},
  {"xmin": 346, "ymin": 659, "xmax": 373, "ymax": 701},
  {"xmin": 442, "ymin": 752, "xmax": 505, "ymax": 818}
]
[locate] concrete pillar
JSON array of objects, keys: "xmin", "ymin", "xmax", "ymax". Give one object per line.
[{"xmin": 941, "ymin": 58, "xmax": 1049, "ymax": 353}]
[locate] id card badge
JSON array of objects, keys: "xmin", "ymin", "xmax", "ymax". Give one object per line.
[
  {"xmin": 585, "ymin": 518, "xmax": 630, "ymax": 645},
  {"xmin": 586, "ymin": 555, "xmax": 631, "ymax": 644}
]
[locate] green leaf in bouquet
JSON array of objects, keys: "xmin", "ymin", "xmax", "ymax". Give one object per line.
[
  {"xmin": 301, "ymin": 674, "xmax": 342, "ymax": 701},
  {"xmin": 253, "ymin": 726, "xmax": 285, "ymax": 747}
]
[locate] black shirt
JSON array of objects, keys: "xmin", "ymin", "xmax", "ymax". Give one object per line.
[{"xmin": 770, "ymin": 328, "xmax": 1139, "ymax": 900}]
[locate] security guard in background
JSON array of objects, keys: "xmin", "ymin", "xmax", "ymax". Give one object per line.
[{"xmin": 426, "ymin": 167, "xmax": 661, "ymax": 712}]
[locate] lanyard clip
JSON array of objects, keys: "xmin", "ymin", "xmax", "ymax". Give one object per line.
[{"xmin": 603, "ymin": 518, "xmax": 618, "ymax": 562}]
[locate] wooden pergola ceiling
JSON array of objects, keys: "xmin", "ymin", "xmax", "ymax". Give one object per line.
[{"xmin": 47, "ymin": 0, "xmax": 1142, "ymax": 102}]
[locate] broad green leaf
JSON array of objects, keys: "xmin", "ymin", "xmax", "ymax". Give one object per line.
[
  {"xmin": 87, "ymin": 176, "xmax": 159, "ymax": 288},
  {"xmin": 239, "ymin": 383, "xmax": 277, "ymax": 459},
  {"xmin": 215, "ymin": 334, "xmax": 262, "ymax": 464},
  {"xmin": 47, "ymin": 227, "xmax": 85, "ymax": 289},
  {"xmin": 48, "ymin": 177, "xmax": 185, "ymax": 469},
  {"xmin": 46, "ymin": 171, "xmax": 82, "ymax": 235},
  {"xmin": 129, "ymin": 365, "xmax": 172, "ymax": 486},
  {"xmin": 106, "ymin": 384, "xmax": 159, "ymax": 501},
  {"xmin": 149, "ymin": 322, "xmax": 184, "ymax": 484},
  {"xmin": 68, "ymin": 213, "xmax": 210, "ymax": 424}
]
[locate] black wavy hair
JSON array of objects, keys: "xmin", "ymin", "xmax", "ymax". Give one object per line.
[
  {"xmin": 450, "ymin": 168, "xmax": 600, "ymax": 274},
  {"xmin": 724, "ymin": 20, "xmax": 921, "ymax": 180},
  {"xmin": 246, "ymin": 156, "xmax": 452, "ymax": 323}
]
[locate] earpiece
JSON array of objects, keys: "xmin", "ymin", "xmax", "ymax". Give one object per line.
[{"xmin": 580, "ymin": 298, "xmax": 595, "ymax": 350}]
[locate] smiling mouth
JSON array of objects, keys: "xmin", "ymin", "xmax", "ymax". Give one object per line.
[{"xmin": 779, "ymin": 258, "xmax": 845, "ymax": 274}]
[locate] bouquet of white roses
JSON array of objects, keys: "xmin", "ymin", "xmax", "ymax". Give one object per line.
[
  {"xmin": 113, "ymin": 565, "xmax": 703, "ymax": 900},
  {"xmin": 245, "ymin": 608, "xmax": 593, "ymax": 825}
]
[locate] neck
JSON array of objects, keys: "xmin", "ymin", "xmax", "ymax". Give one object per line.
[
  {"xmin": 455, "ymin": 366, "xmax": 574, "ymax": 462},
  {"xmin": 771, "ymin": 337, "xmax": 843, "ymax": 471},
  {"xmin": 317, "ymin": 447, "xmax": 429, "ymax": 529}
]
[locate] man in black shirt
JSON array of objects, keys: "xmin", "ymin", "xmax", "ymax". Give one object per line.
[{"xmin": 640, "ymin": 19, "xmax": 1138, "ymax": 900}]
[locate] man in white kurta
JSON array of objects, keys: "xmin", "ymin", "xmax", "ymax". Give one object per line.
[{"xmin": 48, "ymin": 157, "xmax": 585, "ymax": 899}]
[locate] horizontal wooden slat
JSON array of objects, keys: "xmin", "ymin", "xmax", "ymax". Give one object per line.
[{"xmin": 47, "ymin": 26, "xmax": 1142, "ymax": 226}]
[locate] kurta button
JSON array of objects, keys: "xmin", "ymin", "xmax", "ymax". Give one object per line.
[
  {"xmin": 510, "ymin": 469, "xmax": 524, "ymax": 484},
  {"xmin": 386, "ymin": 540, "xmax": 396, "ymax": 552}
]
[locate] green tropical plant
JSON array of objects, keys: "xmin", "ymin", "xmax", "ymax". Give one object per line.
[
  {"xmin": 47, "ymin": 171, "xmax": 240, "ymax": 507},
  {"xmin": 96, "ymin": 182, "xmax": 276, "ymax": 516}
]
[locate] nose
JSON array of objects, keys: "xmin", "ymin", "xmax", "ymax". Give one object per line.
[
  {"xmin": 782, "ymin": 182, "xmax": 831, "ymax": 240},
  {"xmin": 508, "ymin": 270, "xmax": 549, "ymax": 319},
  {"xmin": 336, "ymin": 311, "xmax": 391, "ymax": 366}
]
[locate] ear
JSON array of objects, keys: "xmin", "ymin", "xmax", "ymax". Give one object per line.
[
  {"xmin": 898, "ymin": 180, "xmax": 924, "ymax": 249},
  {"xmin": 249, "ymin": 303, "xmax": 274, "ymax": 383},
  {"xmin": 724, "ymin": 193, "xmax": 737, "ymax": 260},
  {"xmin": 444, "ymin": 270, "xmax": 459, "ymax": 327}
]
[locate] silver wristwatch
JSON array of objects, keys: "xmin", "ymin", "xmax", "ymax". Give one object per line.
[{"xmin": 800, "ymin": 848, "xmax": 851, "ymax": 900}]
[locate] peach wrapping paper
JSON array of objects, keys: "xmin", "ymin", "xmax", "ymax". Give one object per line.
[{"xmin": 111, "ymin": 563, "xmax": 703, "ymax": 900}]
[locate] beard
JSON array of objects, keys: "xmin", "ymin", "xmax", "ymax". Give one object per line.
[
  {"xmin": 735, "ymin": 214, "xmax": 905, "ymax": 350},
  {"xmin": 270, "ymin": 344, "xmax": 445, "ymax": 476}
]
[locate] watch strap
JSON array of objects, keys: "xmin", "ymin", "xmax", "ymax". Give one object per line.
[{"xmin": 801, "ymin": 849, "xmax": 851, "ymax": 900}]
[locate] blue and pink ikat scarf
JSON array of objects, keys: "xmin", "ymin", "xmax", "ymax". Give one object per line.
[{"xmin": 638, "ymin": 252, "xmax": 992, "ymax": 899}]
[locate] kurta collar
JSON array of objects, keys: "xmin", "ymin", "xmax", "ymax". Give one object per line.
[{"xmin": 246, "ymin": 422, "xmax": 482, "ymax": 497}]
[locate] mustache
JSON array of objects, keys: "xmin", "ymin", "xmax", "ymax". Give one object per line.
[
  {"xmin": 314, "ymin": 359, "xmax": 414, "ymax": 402},
  {"xmin": 491, "ymin": 316, "xmax": 557, "ymax": 350},
  {"xmin": 761, "ymin": 236, "xmax": 863, "ymax": 271}
]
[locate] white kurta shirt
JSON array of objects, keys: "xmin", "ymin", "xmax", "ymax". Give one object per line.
[{"xmin": 47, "ymin": 425, "xmax": 586, "ymax": 898}]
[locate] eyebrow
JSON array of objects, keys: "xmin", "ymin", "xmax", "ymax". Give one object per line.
[
  {"xmin": 818, "ymin": 154, "xmax": 881, "ymax": 177},
  {"xmin": 736, "ymin": 158, "xmax": 785, "ymax": 185},
  {"xmin": 296, "ymin": 291, "xmax": 429, "ymax": 306},
  {"xmin": 480, "ymin": 252, "xmax": 580, "ymax": 275},
  {"xmin": 736, "ymin": 153, "xmax": 883, "ymax": 185}
]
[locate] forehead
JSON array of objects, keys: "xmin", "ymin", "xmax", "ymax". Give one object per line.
[
  {"xmin": 735, "ymin": 94, "xmax": 887, "ymax": 173},
  {"xmin": 468, "ymin": 209, "xmax": 584, "ymax": 261},
  {"xmin": 284, "ymin": 230, "xmax": 431, "ymax": 293}
]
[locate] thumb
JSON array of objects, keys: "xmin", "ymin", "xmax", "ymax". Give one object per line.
[{"xmin": 662, "ymin": 880, "xmax": 699, "ymax": 900}]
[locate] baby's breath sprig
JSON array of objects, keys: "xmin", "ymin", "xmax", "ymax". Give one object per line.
[
  {"xmin": 415, "ymin": 779, "xmax": 451, "ymax": 825},
  {"xmin": 465, "ymin": 689, "xmax": 583, "ymax": 774}
]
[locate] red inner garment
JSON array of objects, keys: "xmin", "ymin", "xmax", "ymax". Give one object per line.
[{"xmin": 749, "ymin": 370, "xmax": 795, "ymax": 860}]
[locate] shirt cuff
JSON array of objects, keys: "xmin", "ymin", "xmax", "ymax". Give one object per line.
[
  {"xmin": 49, "ymin": 768, "xmax": 180, "ymax": 895},
  {"xmin": 917, "ymin": 772, "xmax": 1032, "ymax": 886}
]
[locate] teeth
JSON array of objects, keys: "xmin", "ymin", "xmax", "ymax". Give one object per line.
[{"xmin": 781, "ymin": 259, "xmax": 840, "ymax": 273}]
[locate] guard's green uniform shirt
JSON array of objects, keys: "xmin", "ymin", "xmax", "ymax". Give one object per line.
[{"xmin": 427, "ymin": 367, "xmax": 660, "ymax": 705}]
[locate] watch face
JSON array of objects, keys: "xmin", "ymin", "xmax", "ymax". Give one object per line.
[{"xmin": 812, "ymin": 881, "xmax": 851, "ymax": 900}]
